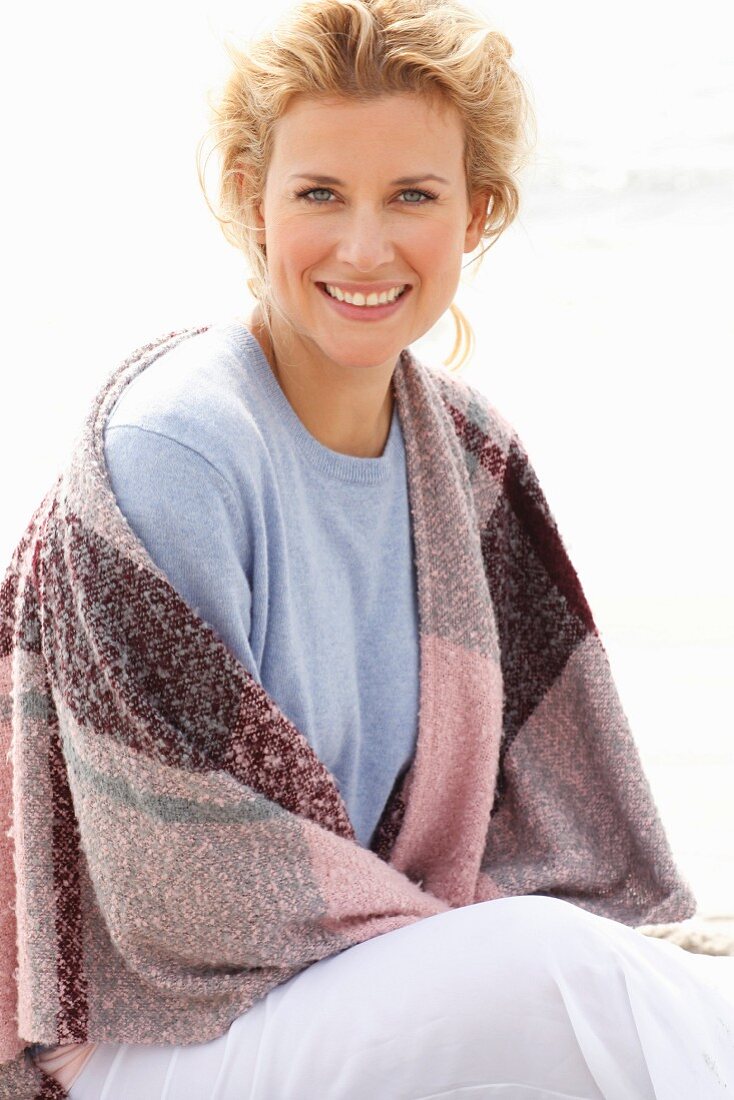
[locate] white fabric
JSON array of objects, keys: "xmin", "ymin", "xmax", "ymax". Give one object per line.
[{"xmin": 69, "ymin": 895, "xmax": 734, "ymax": 1100}]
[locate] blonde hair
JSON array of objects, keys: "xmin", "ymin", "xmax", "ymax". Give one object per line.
[{"xmin": 197, "ymin": 0, "xmax": 535, "ymax": 372}]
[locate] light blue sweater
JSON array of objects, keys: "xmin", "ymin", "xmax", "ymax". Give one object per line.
[{"xmin": 103, "ymin": 321, "xmax": 420, "ymax": 849}]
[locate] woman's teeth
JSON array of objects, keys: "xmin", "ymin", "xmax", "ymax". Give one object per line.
[{"xmin": 324, "ymin": 284, "xmax": 407, "ymax": 307}]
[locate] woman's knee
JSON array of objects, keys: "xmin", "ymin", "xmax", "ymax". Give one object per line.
[
  {"xmin": 470, "ymin": 892, "xmax": 594, "ymax": 938},
  {"xmin": 460, "ymin": 893, "xmax": 615, "ymax": 974}
]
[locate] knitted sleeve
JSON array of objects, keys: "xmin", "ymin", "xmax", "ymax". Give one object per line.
[{"xmin": 104, "ymin": 424, "xmax": 260, "ymax": 684}]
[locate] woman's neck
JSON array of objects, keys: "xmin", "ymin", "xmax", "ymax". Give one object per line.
[{"xmin": 236, "ymin": 308, "xmax": 396, "ymax": 459}]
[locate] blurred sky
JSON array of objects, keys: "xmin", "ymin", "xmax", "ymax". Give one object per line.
[{"xmin": 1, "ymin": 0, "xmax": 732, "ymax": 911}]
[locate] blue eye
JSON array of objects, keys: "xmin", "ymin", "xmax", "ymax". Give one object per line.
[
  {"xmin": 401, "ymin": 189, "xmax": 439, "ymax": 203},
  {"xmin": 295, "ymin": 187, "xmax": 438, "ymax": 204},
  {"xmin": 299, "ymin": 188, "xmax": 334, "ymax": 203}
]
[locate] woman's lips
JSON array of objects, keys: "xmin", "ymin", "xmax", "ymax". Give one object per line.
[{"xmin": 317, "ymin": 282, "xmax": 411, "ymax": 320}]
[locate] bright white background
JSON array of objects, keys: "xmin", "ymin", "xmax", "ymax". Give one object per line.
[{"xmin": 2, "ymin": 1, "xmax": 732, "ymax": 913}]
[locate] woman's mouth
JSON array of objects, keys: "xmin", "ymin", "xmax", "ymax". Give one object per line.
[{"xmin": 317, "ymin": 282, "xmax": 411, "ymax": 321}]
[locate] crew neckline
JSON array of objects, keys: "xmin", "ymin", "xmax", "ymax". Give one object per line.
[{"xmin": 220, "ymin": 320, "xmax": 403, "ymax": 485}]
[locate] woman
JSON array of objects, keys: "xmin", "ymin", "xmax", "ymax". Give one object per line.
[{"xmin": 4, "ymin": 0, "xmax": 731, "ymax": 1097}]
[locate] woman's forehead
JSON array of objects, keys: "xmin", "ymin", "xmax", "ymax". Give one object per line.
[{"xmin": 269, "ymin": 92, "xmax": 463, "ymax": 165}]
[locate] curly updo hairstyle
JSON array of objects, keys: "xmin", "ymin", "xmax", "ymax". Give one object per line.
[{"xmin": 197, "ymin": 0, "xmax": 535, "ymax": 371}]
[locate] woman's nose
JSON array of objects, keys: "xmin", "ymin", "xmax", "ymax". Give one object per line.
[{"xmin": 332, "ymin": 213, "xmax": 397, "ymax": 272}]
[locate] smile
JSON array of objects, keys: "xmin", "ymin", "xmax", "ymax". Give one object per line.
[{"xmin": 317, "ymin": 282, "xmax": 411, "ymax": 320}]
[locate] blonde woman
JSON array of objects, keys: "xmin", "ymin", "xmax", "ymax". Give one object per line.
[{"xmin": 17, "ymin": 1, "xmax": 733, "ymax": 1097}]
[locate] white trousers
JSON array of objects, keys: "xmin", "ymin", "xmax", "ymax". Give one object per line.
[{"xmin": 69, "ymin": 895, "xmax": 734, "ymax": 1100}]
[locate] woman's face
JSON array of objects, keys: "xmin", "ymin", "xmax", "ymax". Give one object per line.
[{"xmin": 252, "ymin": 92, "xmax": 489, "ymax": 374}]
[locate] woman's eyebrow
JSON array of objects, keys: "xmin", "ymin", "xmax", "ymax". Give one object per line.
[{"xmin": 287, "ymin": 173, "xmax": 450, "ymax": 185}]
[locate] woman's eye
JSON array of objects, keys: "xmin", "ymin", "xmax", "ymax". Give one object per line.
[
  {"xmin": 302, "ymin": 188, "xmax": 333, "ymax": 202},
  {"xmin": 296, "ymin": 187, "xmax": 437, "ymax": 204},
  {"xmin": 402, "ymin": 190, "xmax": 434, "ymax": 203}
]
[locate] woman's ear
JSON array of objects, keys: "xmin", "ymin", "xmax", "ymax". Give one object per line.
[
  {"xmin": 254, "ymin": 201, "xmax": 266, "ymax": 251},
  {"xmin": 464, "ymin": 189, "xmax": 491, "ymax": 253},
  {"xmin": 239, "ymin": 170, "xmax": 266, "ymax": 249}
]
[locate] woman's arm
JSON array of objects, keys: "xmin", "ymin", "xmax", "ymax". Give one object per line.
[{"xmin": 104, "ymin": 423, "xmax": 260, "ymax": 682}]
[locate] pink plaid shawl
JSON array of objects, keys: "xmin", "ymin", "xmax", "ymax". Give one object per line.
[{"xmin": 0, "ymin": 326, "xmax": 695, "ymax": 1097}]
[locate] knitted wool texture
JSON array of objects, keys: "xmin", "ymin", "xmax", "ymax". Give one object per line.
[{"xmin": 0, "ymin": 326, "xmax": 696, "ymax": 1098}]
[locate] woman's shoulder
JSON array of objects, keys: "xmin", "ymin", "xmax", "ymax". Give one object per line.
[{"xmin": 104, "ymin": 320, "xmax": 271, "ymax": 490}]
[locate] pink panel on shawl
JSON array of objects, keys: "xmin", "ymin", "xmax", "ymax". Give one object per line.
[
  {"xmin": 303, "ymin": 819, "xmax": 451, "ymax": 943},
  {"xmin": 0, "ymin": 653, "xmax": 21, "ymax": 1062},
  {"xmin": 385, "ymin": 633, "xmax": 503, "ymax": 906}
]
